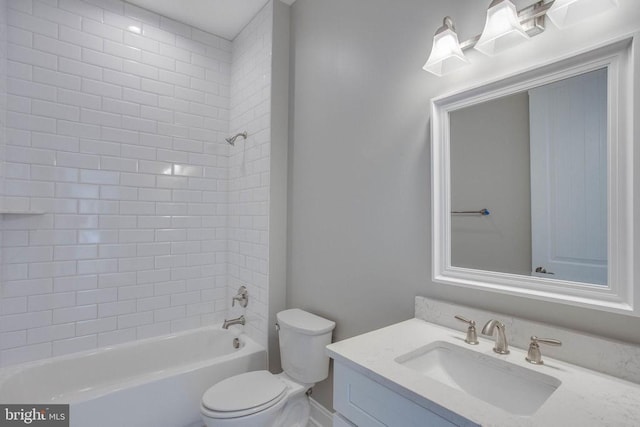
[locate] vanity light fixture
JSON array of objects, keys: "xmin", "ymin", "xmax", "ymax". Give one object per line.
[
  {"xmin": 423, "ymin": 0, "xmax": 610, "ymax": 76},
  {"xmin": 547, "ymin": 0, "xmax": 618, "ymax": 28},
  {"xmin": 474, "ymin": 0, "xmax": 530, "ymax": 56},
  {"xmin": 422, "ymin": 17, "xmax": 470, "ymax": 77}
]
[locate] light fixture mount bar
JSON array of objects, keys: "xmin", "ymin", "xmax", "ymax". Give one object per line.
[{"xmin": 459, "ymin": 0, "xmax": 555, "ymax": 51}]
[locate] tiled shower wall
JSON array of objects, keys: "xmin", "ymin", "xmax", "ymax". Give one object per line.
[
  {"xmin": 228, "ymin": 2, "xmax": 273, "ymax": 348},
  {"xmin": 0, "ymin": 0, "xmax": 244, "ymax": 367}
]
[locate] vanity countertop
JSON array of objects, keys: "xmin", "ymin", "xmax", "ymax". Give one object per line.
[{"xmin": 326, "ymin": 318, "xmax": 640, "ymax": 427}]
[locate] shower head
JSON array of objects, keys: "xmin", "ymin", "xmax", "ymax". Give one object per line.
[{"xmin": 225, "ymin": 131, "xmax": 248, "ymax": 146}]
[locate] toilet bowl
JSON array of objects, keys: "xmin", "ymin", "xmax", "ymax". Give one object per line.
[{"xmin": 201, "ymin": 309, "xmax": 335, "ymax": 427}]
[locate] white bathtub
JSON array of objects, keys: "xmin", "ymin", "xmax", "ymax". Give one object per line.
[{"xmin": 0, "ymin": 326, "xmax": 266, "ymax": 427}]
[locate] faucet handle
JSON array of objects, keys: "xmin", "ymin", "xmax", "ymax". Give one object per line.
[
  {"xmin": 454, "ymin": 315, "xmax": 479, "ymax": 345},
  {"xmin": 526, "ymin": 336, "xmax": 562, "ymax": 365},
  {"xmin": 232, "ymin": 285, "xmax": 249, "ymax": 308}
]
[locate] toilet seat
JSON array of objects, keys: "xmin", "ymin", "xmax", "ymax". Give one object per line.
[{"xmin": 201, "ymin": 371, "xmax": 288, "ymax": 419}]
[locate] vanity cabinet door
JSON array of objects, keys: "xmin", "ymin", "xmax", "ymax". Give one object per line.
[{"xmin": 333, "ymin": 362, "xmax": 465, "ymax": 427}]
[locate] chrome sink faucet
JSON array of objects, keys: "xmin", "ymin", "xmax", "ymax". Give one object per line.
[{"xmin": 481, "ymin": 319, "xmax": 510, "ymax": 354}]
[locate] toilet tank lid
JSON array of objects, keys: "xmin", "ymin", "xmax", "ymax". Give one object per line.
[{"xmin": 277, "ymin": 309, "xmax": 335, "ymax": 335}]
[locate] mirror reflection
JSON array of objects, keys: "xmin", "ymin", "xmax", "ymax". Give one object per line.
[{"xmin": 449, "ymin": 68, "xmax": 607, "ymax": 286}]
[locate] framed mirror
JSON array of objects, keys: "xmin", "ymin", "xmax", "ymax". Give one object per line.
[{"xmin": 431, "ymin": 37, "xmax": 637, "ymax": 316}]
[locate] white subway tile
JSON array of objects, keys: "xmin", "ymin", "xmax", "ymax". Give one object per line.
[
  {"xmin": 77, "ymin": 259, "xmax": 118, "ymax": 275},
  {"xmin": 32, "ymin": 100, "xmax": 80, "ymax": 121},
  {"xmin": 99, "ymin": 186, "xmax": 138, "ymax": 202},
  {"xmin": 97, "ymin": 328, "xmax": 136, "ymax": 347},
  {"xmin": 59, "ymin": 0, "xmax": 103, "ymax": 21},
  {"xmin": 117, "ymin": 229, "xmax": 154, "ymax": 243},
  {"xmin": 34, "ymin": 34, "xmax": 81, "ymax": 60},
  {"xmin": 28, "ymin": 293, "xmax": 76, "ymax": 311},
  {"xmin": 120, "ymin": 173, "xmax": 155, "ymax": 188},
  {"xmin": 136, "ymin": 216, "xmax": 170, "ymax": 229},
  {"xmin": 124, "ymin": 4, "xmax": 160, "ymax": 27},
  {"xmin": 0, "ymin": 311, "xmax": 52, "ymax": 333},
  {"xmin": 154, "ymin": 306, "xmax": 185, "ymax": 322},
  {"xmin": 142, "ymin": 51, "xmax": 175, "ymax": 70},
  {"xmin": 122, "ymin": 87, "xmax": 158, "ymax": 106},
  {"xmin": 82, "ymin": 78, "xmax": 123, "ymax": 99},
  {"xmin": 54, "ymin": 214, "xmax": 98, "ymax": 229},
  {"xmin": 57, "ymin": 152, "xmax": 100, "ymax": 169},
  {"xmin": 104, "ymin": 40, "xmax": 142, "ymax": 62},
  {"xmin": 1, "ymin": 343, "xmax": 52, "ymax": 365},
  {"xmin": 27, "ymin": 323, "xmax": 75, "ymax": 344},
  {"xmin": 136, "ymin": 295, "xmax": 170, "ymax": 312},
  {"xmin": 2, "ymin": 278, "xmax": 53, "ymax": 297},
  {"xmin": 103, "ymin": 68, "xmax": 140, "ymax": 89},
  {"xmin": 52, "ymin": 335, "xmax": 97, "ymax": 356},
  {"xmin": 118, "ymin": 311, "xmax": 153, "ymax": 329},
  {"xmin": 122, "ymin": 116, "xmax": 156, "ymax": 133},
  {"xmin": 99, "ymin": 156, "xmax": 139, "ymax": 173},
  {"xmin": 123, "ymin": 31, "xmax": 158, "ymax": 52},
  {"xmin": 158, "ymin": 43, "xmax": 190, "ymax": 63},
  {"xmin": 98, "ymin": 300, "xmax": 135, "ymax": 317},
  {"xmin": 78, "ymin": 230, "xmax": 118, "ymax": 244},
  {"xmin": 123, "ymin": 59, "xmax": 158, "ymax": 80},
  {"xmin": 8, "ymin": 44, "xmax": 57, "ymax": 69},
  {"xmin": 139, "ymin": 132, "xmax": 172, "ymax": 149},
  {"xmin": 8, "ymin": 78, "xmax": 56, "ymax": 101},
  {"xmin": 98, "ymin": 244, "xmax": 137, "ymax": 258},
  {"xmin": 78, "ymin": 200, "xmax": 120, "ymax": 215},
  {"xmin": 77, "ymin": 288, "xmax": 118, "ymax": 305},
  {"xmin": 79, "ymin": 139, "xmax": 121, "ymax": 157},
  {"xmin": 32, "ymin": 1, "xmax": 82, "ymax": 29},
  {"xmin": 0, "ymin": 331, "xmax": 27, "ymax": 350},
  {"xmin": 58, "ymin": 120, "xmax": 101, "ymax": 140},
  {"xmin": 176, "ymin": 61, "xmax": 205, "ymax": 79},
  {"xmin": 76, "ymin": 317, "xmax": 116, "ymax": 336},
  {"xmin": 8, "ymin": 25, "xmax": 33, "ymax": 48},
  {"xmin": 83, "ymin": 18, "xmax": 123, "ymax": 42},
  {"xmin": 54, "ymin": 245, "xmax": 98, "ymax": 261},
  {"xmin": 117, "ymin": 284, "xmax": 153, "ymax": 300},
  {"xmin": 82, "ymin": 48, "xmax": 123, "ymax": 71},
  {"xmin": 137, "ymin": 242, "xmax": 170, "ymax": 257},
  {"xmin": 8, "ymin": 0, "xmax": 33, "ymax": 14},
  {"xmin": 3, "ymin": 246, "xmax": 53, "ymax": 264},
  {"xmin": 101, "ymin": 127, "xmax": 140, "ymax": 144},
  {"xmin": 29, "ymin": 230, "xmax": 77, "ymax": 246},
  {"xmin": 103, "ymin": 11, "xmax": 141, "ymax": 33},
  {"xmin": 58, "ymin": 88, "xmax": 102, "ymax": 109},
  {"xmin": 8, "ymin": 9, "xmax": 58, "ymax": 37},
  {"xmin": 141, "ymin": 105, "xmax": 174, "ymax": 124},
  {"xmin": 119, "ymin": 200, "xmax": 155, "ymax": 215},
  {"xmin": 102, "ymin": 97, "xmax": 140, "ymax": 117}
]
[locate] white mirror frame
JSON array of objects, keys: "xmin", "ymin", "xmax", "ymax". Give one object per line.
[{"xmin": 431, "ymin": 35, "xmax": 638, "ymax": 316}]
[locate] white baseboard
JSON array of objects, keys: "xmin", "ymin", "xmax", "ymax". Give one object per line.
[{"xmin": 308, "ymin": 397, "xmax": 333, "ymax": 427}]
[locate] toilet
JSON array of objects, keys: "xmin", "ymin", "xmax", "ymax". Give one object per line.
[{"xmin": 200, "ymin": 309, "xmax": 336, "ymax": 427}]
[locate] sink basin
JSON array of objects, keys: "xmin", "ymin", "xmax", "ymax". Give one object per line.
[{"xmin": 395, "ymin": 341, "xmax": 561, "ymax": 416}]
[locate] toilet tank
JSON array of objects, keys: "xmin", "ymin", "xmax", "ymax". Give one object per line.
[{"xmin": 277, "ymin": 309, "xmax": 336, "ymax": 385}]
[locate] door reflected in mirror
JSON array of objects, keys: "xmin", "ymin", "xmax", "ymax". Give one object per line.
[{"xmin": 449, "ymin": 68, "xmax": 607, "ymax": 286}]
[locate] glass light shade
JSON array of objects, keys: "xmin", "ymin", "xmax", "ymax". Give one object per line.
[
  {"xmin": 474, "ymin": 0, "xmax": 530, "ymax": 56},
  {"xmin": 423, "ymin": 28, "xmax": 469, "ymax": 77},
  {"xmin": 547, "ymin": 0, "xmax": 618, "ymax": 28}
]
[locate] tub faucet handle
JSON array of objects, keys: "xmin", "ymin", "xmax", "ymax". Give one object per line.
[
  {"xmin": 454, "ymin": 315, "xmax": 479, "ymax": 345},
  {"xmin": 232, "ymin": 286, "xmax": 249, "ymax": 308}
]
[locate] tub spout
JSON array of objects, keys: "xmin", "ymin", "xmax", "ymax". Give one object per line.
[{"xmin": 223, "ymin": 315, "xmax": 246, "ymax": 329}]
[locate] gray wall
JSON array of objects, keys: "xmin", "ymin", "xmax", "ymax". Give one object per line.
[
  {"xmin": 450, "ymin": 93, "xmax": 532, "ymax": 275},
  {"xmin": 287, "ymin": 0, "xmax": 640, "ymax": 410}
]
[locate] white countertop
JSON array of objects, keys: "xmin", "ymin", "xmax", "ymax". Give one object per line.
[{"xmin": 326, "ymin": 318, "xmax": 640, "ymax": 427}]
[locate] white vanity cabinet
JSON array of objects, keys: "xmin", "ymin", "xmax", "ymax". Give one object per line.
[{"xmin": 332, "ymin": 362, "xmax": 474, "ymax": 427}]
